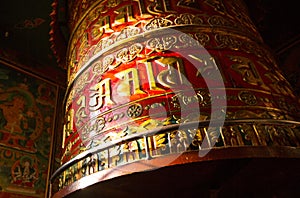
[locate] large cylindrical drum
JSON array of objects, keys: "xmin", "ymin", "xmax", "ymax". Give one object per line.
[{"xmin": 53, "ymin": 0, "xmax": 300, "ymax": 193}]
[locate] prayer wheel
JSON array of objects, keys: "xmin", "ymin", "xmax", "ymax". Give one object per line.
[{"xmin": 50, "ymin": 0, "xmax": 300, "ymax": 197}]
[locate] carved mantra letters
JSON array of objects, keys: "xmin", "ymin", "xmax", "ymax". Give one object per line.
[
  {"xmin": 62, "ymin": 53, "xmax": 224, "ymax": 154},
  {"xmin": 66, "ymin": 56, "xmax": 201, "ymax": 127},
  {"xmin": 68, "ymin": 0, "xmax": 260, "ymax": 83}
]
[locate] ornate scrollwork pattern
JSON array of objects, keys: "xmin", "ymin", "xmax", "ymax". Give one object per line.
[
  {"xmin": 56, "ymin": 0, "xmax": 300, "ymax": 192},
  {"xmin": 57, "ymin": 119, "xmax": 300, "ymax": 189}
]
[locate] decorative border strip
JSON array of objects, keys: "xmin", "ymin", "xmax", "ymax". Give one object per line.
[{"xmin": 51, "ymin": 119, "xmax": 300, "ymax": 189}]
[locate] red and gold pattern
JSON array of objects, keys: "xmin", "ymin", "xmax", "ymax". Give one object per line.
[
  {"xmin": 55, "ymin": 0, "xmax": 300, "ymax": 191},
  {"xmin": 66, "ymin": 0, "xmax": 262, "ymax": 84}
]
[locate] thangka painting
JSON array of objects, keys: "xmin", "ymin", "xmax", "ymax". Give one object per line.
[{"xmin": 0, "ymin": 64, "xmax": 58, "ymax": 198}]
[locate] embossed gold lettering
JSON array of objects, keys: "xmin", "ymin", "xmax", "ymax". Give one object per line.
[
  {"xmin": 89, "ymin": 78, "xmax": 115, "ymax": 111},
  {"xmin": 62, "ymin": 109, "xmax": 75, "ymax": 148},
  {"xmin": 133, "ymin": 0, "xmax": 152, "ymax": 17},
  {"xmin": 143, "ymin": 61, "xmax": 165, "ymax": 91},
  {"xmin": 157, "ymin": 57, "xmax": 187, "ymax": 88},
  {"xmin": 229, "ymin": 56, "xmax": 270, "ymax": 90},
  {"xmin": 148, "ymin": 0, "xmax": 176, "ymax": 14},
  {"xmin": 90, "ymin": 15, "xmax": 114, "ymax": 42},
  {"xmin": 114, "ymin": 5, "xmax": 136, "ymax": 24},
  {"xmin": 75, "ymin": 96, "xmax": 88, "ymax": 127},
  {"xmin": 115, "ymin": 68, "xmax": 146, "ymax": 96}
]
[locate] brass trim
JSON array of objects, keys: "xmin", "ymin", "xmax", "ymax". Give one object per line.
[{"xmin": 51, "ymin": 118, "xmax": 300, "ymax": 183}]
